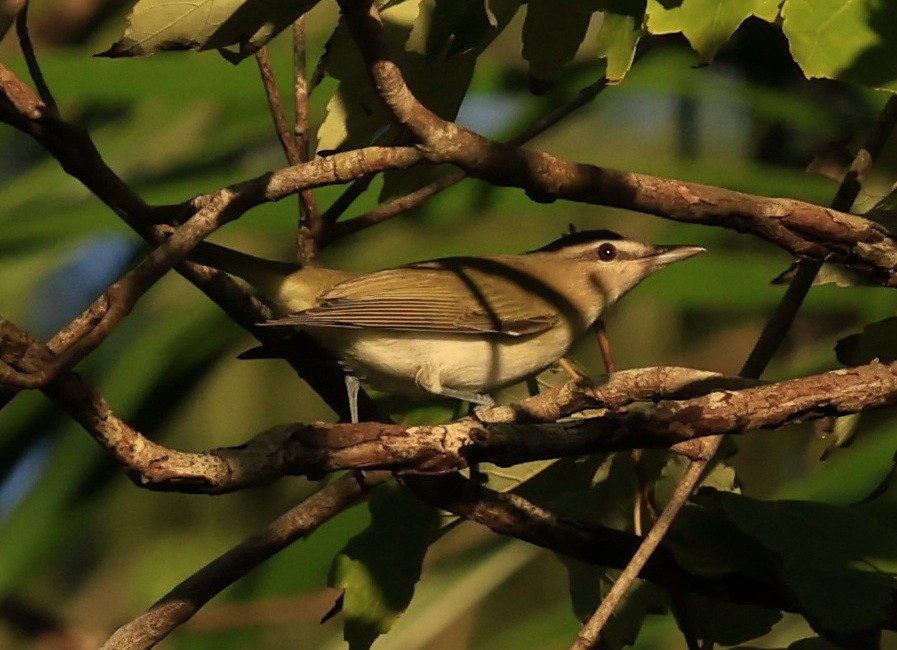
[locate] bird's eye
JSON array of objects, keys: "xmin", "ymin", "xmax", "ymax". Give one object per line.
[{"xmin": 597, "ymin": 243, "xmax": 617, "ymax": 261}]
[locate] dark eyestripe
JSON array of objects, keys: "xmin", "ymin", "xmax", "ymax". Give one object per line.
[{"xmin": 533, "ymin": 229, "xmax": 622, "ymax": 252}]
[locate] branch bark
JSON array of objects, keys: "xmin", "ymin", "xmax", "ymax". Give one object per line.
[{"xmin": 13, "ymin": 347, "xmax": 893, "ymax": 493}]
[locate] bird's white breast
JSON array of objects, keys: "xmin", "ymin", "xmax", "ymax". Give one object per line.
[{"xmin": 314, "ymin": 326, "xmax": 575, "ymax": 397}]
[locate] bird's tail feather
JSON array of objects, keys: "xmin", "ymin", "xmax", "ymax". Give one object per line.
[{"xmin": 189, "ymin": 241, "xmax": 299, "ymax": 297}]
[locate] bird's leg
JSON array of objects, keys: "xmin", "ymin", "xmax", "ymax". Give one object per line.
[
  {"xmin": 416, "ymin": 364, "xmax": 493, "ymax": 481},
  {"xmin": 437, "ymin": 386, "xmax": 496, "ymax": 406},
  {"xmin": 415, "ymin": 363, "xmax": 495, "ymax": 407},
  {"xmin": 345, "ymin": 374, "xmax": 360, "ymax": 424}
]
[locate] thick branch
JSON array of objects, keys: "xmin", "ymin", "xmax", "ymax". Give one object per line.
[
  {"xmin": 223, "ymin": 361, "xmax": 897, "ymax": 480},
  {"xmin": 17, "ymin": 357, "xmax": 889, "ymax": 493}
]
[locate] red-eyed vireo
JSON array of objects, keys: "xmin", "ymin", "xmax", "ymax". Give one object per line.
[{"xmin": 192, "ymin": 231, "xmax": 703, "ymax": 421}]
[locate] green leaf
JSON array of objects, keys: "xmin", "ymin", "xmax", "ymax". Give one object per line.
[
  {"xmin": 753, "ymin": 0, "xmax": 782, "ymax": 22},
  {"xmin": 427, "ymin": 0, "xmax": 516, "ymax": 60},
  {"xmin": 774, "ymin": 413, "xmax": 897, "ymax": 504},
  {"xmin": 692, "ymin": 489, "xmax": 897, "ymax": 636},
  {"xmin": 646, "ymin": 0, "xmax": 767, "ymax": 63},
  {"xmin": 595, "ymin": 0, "xmax": 646, "ymax": 82},
  {"xmin": 522, "ymin": 0, "xmax": 596, "ymax": 92},
  {"xmin": 99, "ymin": 0, "xmax": 320, "ymax": 60},
  {"xmin": 674, "ymin": 593, "xmax": 782, "ymax": 647},
  {"xmin": 478, "ymin": 459, "xmax": 558, "ymax": 494},
  {"xmin": 559, "ymin": 558, "xmax": 667, "ymax": 647},
  {"xmin": 835, "ymin": 317, "xmax": 897, "ymax": 366},
  {"xmin": 788, "ymin": 638, "xmax": 844, "ymax": 650},
  {"xmin": 317, "ymin": 0, "xmax": 521, "ymax": 156},
  {"xmin": 781, "ymin": 0, "xmax": 897, "ymax": 92},
  {"xmin": 329, "ymin": 481, "xmax": 439, "ymax": 649}
]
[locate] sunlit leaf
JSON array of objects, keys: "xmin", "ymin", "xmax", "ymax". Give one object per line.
[
  {"xmin": 647, "ymin": 0, "xmax": 768, "ymax": 63},
  {"xmin": 595, "ymin": 0, "xmax": 646, "ymax": 82},
  {"xmin": 781, "ymin": 0, "xmax": 897, "ymax": 92},
  {"xmin": 329, "ymin": 482, "xmax": 439, "ymax": 649},
  {"xmin": 753, "ymin": 0, "xmax": 782, "ymax": 22},
  {"xmin": 99, "ymin": 0, "xmax": 320, "ymax": 60}
]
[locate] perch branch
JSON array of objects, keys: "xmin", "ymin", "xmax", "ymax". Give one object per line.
[{"xmin": 24, "ymin": 355, "xmax": 897, "ymax": 492}]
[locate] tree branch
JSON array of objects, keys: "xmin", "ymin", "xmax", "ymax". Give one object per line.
[
  {"xmin": 329, "ymin": 71, "xmax": 617, "ymax": 241},
  {"xmin": 404, "ymin": 473, "xmax": 794, "ymax": 612},
  {"xmin": 11, "ymin": 350, "xmax": 892, "ymax": 493},
  {"xmin": 255, "ymin": 46, "xmax": 302, "ymax": 164},
  {"xmin": 0, "ymin": 190, "xmax": 249, "ymax": 388},
  {"xmin": 101, "ymin": 471, "xmax": 386, "ymax": 650},
  {"xmin": 337, "ymin": 0, "xmax": 897, "ymax": 286}
]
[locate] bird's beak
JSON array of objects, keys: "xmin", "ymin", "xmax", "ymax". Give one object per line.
[{"xmin": 648, "ymin": 245, "xmax": 705, "ymax": 268}]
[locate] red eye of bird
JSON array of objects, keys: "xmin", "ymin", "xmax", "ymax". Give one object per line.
[{"xmin": 597, "ymin": 243, "xmax": 617, "ymax": 261}]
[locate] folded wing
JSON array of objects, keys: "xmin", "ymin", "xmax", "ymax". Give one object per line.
[{"xmin": 263, "ymin": 261, "xmax": 558, "ymax": 337}]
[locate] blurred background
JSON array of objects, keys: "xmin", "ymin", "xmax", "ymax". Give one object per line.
[{"xmin": 2, "ymin": 2, "xmax": 897, "ymax": 648}]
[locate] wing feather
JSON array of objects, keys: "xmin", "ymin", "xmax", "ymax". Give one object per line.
[{"xmin": 263, "ymin": 260, "xmax": 559, "ymax": 336}]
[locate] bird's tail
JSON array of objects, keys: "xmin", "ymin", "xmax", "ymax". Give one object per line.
[{"xmin": 189, "ymin": 241, "xmax": 299, "ymax": 300}]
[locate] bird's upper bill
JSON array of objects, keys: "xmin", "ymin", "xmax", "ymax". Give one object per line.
[{"xmin": 647, "ymin": 244, "xmax": 706, "ymax": 268}]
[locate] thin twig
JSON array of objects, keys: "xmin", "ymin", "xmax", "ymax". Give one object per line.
[
  {"xmin": 100, "ymin": 472, "xmax": 388, "ymax": 650},
  {"xmin": 14, "ymin": 1, "xmax": 55, "ymax": 110},
  {"xmin": 293, "ymin": 16, "xmax": 312, "ymax": 159},
  {"xmin": 319, "ymin": 174, "xmax": 377, "ymax": 227},
  {"xmin": 331, "ymin": 169, "xmax": 465, "ymax": 239},
  {"xmin": 0, "ymin": 191, "xmax": 245, "ymax": 389},
  {"xmin": 742, "ymin": 95, "xmax": 897, "ymax": 377},
  {"xmin": 255, "ymin": 47, "xmax": 301, "ymax": 164},
  {"xmin": 571, "ymin": 456, "xmax": 710, "ymax": 649},
  {"xmin": 557, "ymin": 358, "xmax": 583, "ymax": 380},
  {"xmin": 292, "ymin": 16, "xmax": 323, "ymax": 264}
]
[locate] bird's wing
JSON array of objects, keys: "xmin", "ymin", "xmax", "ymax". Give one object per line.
[{"xmin": 263, "ymin": 262, "xmax": 558, "ymax": 336}]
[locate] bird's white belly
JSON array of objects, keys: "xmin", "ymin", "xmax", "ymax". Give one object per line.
[{"xmin": 318, "ymin": 328, "xmax": 573, "ymax": 397}]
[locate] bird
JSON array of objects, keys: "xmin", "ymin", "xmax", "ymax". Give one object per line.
[{"xmin": 191, "ymin": 230, "xmax": 704, "ymax": 422}]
